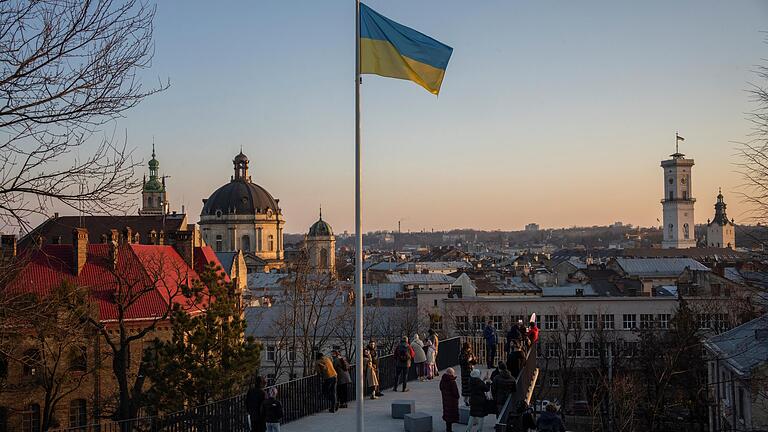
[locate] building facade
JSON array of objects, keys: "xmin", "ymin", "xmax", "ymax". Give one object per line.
[
  {"xmin": 706, "ymin": 190, "xmax": 736, "ymax": 249},
  {"xmin": 661, "ymin": 151, "xmax": 696, "ymax": 249},
  {"xmin": 305, "ymin": 210, "xmax": 336, "ymax": 276},
  {"xmin": 199, "ymin": 152, "xmax": 285, "ymax": 272}
]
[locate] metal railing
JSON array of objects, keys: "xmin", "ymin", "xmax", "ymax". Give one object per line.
[{"xmin": 50, "ymin": 337, "xmax": 461, "ymax": 432}]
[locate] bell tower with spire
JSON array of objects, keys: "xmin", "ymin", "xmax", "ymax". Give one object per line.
[
  {"xmin": 661, "ymin": 133, "xmax": 696, "ymax": 249},
  {"xmin": 706, "ymin": 189, "xmax": 735, "ymax": 249},
  {"xmin": 139, "ymin": 144, "xmax": 169, "ymax": 215}
]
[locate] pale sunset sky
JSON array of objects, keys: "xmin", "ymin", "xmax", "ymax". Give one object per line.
[{"xmin": 106, "ymin": 0, "xmax": 768, "ymax": 233}]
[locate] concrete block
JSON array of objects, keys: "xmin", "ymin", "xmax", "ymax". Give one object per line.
[
  {"xmin": 404, "ymin": 412, "xmax": 432, "ymax": 432},
  {"xmin": 391, "ymin": 400, "xmax": 415, "ymax": 419}
]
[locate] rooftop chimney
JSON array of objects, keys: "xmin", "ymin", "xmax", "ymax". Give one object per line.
[
  {"xmin": 148, "ymin": 230, "xmax": 158, "ymax": 245},
  {"xmin": 108, "ymin": 229, "xmax": 119, "ymax": 269},
  {"xmin": 123, "ymin": 227, "xmax": 133, "ymax": 244},
  {"xmin": 1, "ymin": 235, "xmax": 17, "ymax": 259},
  {"xmin": 72, "ymin": 228, "xmax": 88, "ymax": 276},
  {"xmin": 173, "ymin": 230, "xmax": 194, "ymax": 268}
]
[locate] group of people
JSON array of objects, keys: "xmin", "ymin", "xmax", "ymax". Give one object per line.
[
  {"xmin": 484, "ymin": 319, "xmax": 540, "ymax": 371},
  {"xmin": 314, "ymin": 349, "xmax": 354, "ymax": 412},
  {"xmin": 245, "ymin": 376, "xmax": 284, "ymax": 432},
  {"xmin": 371, "ymin": 328, "xmax": 440, "ymax": 396}
]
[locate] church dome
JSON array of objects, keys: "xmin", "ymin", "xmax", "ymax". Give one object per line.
[
  {"xmin": 308, "ymin": 210, "xmax": 333, "ymax": 237},
  {"xmin": 201, "ymin": 152, "xmax": 280, "ymax": 217}
]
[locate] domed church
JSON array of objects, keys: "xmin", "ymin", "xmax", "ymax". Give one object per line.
[{"xmin": 199, "ymin": 152, "xmax": 285, "ymax": 272}]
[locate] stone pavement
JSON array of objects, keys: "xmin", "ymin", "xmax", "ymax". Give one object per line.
[{"xmin": 283, "ymin": 368, "xmax": 498, "ymax": 432}]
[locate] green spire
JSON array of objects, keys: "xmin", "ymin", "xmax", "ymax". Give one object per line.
[{"xmin": 144, "ymin": 143, "xmax": 164, "ymax": 192}]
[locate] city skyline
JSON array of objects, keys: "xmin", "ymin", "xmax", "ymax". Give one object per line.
[{"xmin": 47, "ymin": 0, "xmax": 767, "ymax": 233}]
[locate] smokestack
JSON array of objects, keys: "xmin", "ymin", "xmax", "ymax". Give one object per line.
[
  {"xmin": 173, "ymin": 230, "xmax": 194, "ymax": 268},
  {"xmin": 72, "ymin": 228, "xmax": 88, "ymax": 276}
]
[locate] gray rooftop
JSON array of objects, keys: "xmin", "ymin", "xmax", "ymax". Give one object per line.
[
  {"xmin": 705, "ymin": 314, "xmax": 768, "ymax": 376},
  {"xmin": 614, "ymin": 257, "xmax": 709, "ymax": 277},
  {"xmin": 386, "ymin": 273, "xmax": 456, "ymax": 284}
]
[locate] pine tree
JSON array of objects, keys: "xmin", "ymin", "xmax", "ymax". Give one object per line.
[{"xmin": 144, "ymin": 262, "xmax": 261, "ymax": 410}]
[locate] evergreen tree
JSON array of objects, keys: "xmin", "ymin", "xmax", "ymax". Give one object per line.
[{"xmin": 144, "ymin": 263, "xmax": 261, "ymax": 410}]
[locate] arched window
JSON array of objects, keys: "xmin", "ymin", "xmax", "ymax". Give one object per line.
[
  {"xmin": 21, "ymin": 349, "xmax": 40, "ymax": 377},
  {"xmin": 147, "ymin": 196, "xmax": 153, "ymax": 207},
  {"xmin": 241, "ymin": 235, "xmax": 251, "ymax": 252},
  {"xmin": 320, "ymin": 248, "xmax": 329, "ymax": 269},
  {"xmin": 215, "ymin": 235, "xmax": 223, "ymax": 252},
  {"xmin": 683, "ymin": 223, "xmax": 690, "ymax": 240},
  {"xmin": 68, "ymin": 346, "xmax": 87, "ymax": 372},
  {"xmin": 22, "ymin": 404, "xmax": 40, "ymax": 432},
  {"xmin": 268, "ymin": 235, "xmax": 274, "ymax": 252},
  {"xmin": 668, "ymin": 224, "xmax": 674, "ymax": 236},
  {"xmin": 68, "ymin": 399, "xmax": 87, "ymax": 429}
]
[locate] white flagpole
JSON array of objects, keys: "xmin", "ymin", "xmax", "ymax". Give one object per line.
[{"xmin": 354, "ymin": 1, "xmax": 365, "ymax": 431}]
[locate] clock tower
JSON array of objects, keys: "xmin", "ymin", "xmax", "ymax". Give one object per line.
[{"xmin": 661, "ymin": 149, "xmax": 696, "ymax": 249}]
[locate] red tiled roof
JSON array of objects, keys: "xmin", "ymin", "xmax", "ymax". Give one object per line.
[{"xmin": 6, "ymin": 243, "xmax": 223, "ymax": 322}]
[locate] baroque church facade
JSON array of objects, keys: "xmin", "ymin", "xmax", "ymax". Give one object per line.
[{"xmin": 199, "ymin": 152, "xmax": 286, "ymax": 273}]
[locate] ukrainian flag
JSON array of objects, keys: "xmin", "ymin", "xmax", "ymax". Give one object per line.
[{"xmin": 360, "ymin": 3, "xmax": 453, "ymax": 95}]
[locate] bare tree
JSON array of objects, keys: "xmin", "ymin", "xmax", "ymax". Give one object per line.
[
  {"xmin": 0, "ymin": 0, "xmax": 168, "ymax": 232},
  {"xmin": 0, "ymin": 283, "xmax": 103, "ymax": 430}
]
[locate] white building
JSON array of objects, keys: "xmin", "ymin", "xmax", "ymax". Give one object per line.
[
  {"xmin": 706, "ymin": 190, "xmax": 736, "ymax": 249},
  {"xmin": 661, "ymin": 150, "xmax": 696, "ymax": 249}
]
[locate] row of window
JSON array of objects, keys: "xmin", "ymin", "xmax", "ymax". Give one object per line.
[
  {"xmin": 1, "ymin": 347, "xmax": 87, "ymax": 381},
  {"xmin": 214, "ymin": 233, "xmax": 276, "ymax": 253},
  {"xmin": 0, "ymin": 399, "xmax": 87, "ymax": 432},
  {"xmin": 542, "ymin": 340, "xmax": 638, "ymax": 358}
]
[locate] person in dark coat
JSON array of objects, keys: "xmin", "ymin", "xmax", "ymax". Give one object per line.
[
  {"xmin": 467, "ymin": 369, "xmax": 491, "ymax": 432},
  {"xmin": 491, "ymin": 362, "xmax": 517, "ymax": 414},
  {"xmin": 392, "ymin": 336, "xmax": 415, "ymax": 392},
  {"xmin": 458, "ymin": 342, "xmax": 477, "ymax": 405},
  {"xmin": 245, "ymin": 375, "xmax": 266, "ymax": 432},
  {"xmin": 537, "ymin": 403, "xmax": 566, "ymax": 432},
  {"xmin": 261, "ymin": 387, "xmax": 283, "ymax": 432},
  {"xmin": 332, "ymin": 349, "xmax": 351, "ymax": 408},
  {"xmin": 506, "ymin": 343, "xmax": 524, "ymax": 378},
  {"xmin": 439, "ymin": 368, "xmax": 460, "ymax": 432},
  {"xmin": 482, "ymin": 321, "xmax": 498, "ymax": 369}
]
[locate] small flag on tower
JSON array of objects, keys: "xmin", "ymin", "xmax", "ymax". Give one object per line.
[
  {"xmin": 359, "ymin": 3, "xmax": 453, "ymax": 95},
  {"xmin": 676, "ymin": 133, "xmax": 685, "ymax": 141}
]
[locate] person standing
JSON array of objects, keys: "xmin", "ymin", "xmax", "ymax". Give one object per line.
[
  {"xmin": 245, "ymin": 375, "xmax": 266, "ymax": 432},
  {"xmin": 411, "ymin": 334, "xmax": 427, "ymax": 381},
  {"xmin": 261, "ymin": 387, "xmax": 283, "ymax": 432},
  {"xmin": 314, "ymin": 351, "xmax": 338, "ymax": 412},
  {"xmin": 506, "ymin": 322, "xmax": 521, "ymax": 356},
  {"xmin": 393, "ymin": 336, "xmax": 415, "ymax": 392},
  {"xmin": 363, "ymin": 347, "xmax": 380, "ymax": 400},
  {"xmin": 491, "ymin": 362, "xmax": 516, "ymax": 415},
  {"xmin": 506, "ymin": 342, "xmax": 524, "ymax": 378},
  {"xmin": 528, "ymin": 321, "xmax": 539, "ymax": 348},
  {"xmin": 428, "ymin": 328, "xmax": 440, "ymax": 377},
  {"xmin": 332, "ymin": 349, "xmax": 351, "ymax": 408},
  {"xmin": 367, "ymin": 340, "xmax": 384, "ymax": 396},
  {"xmin": 483, "ymin": 320, "xmax": 498, "ymax": 369},
  {"xmin": 458, "ymin": 342, "xmax": 477, "ymax": 406},
  {"xmin": 439, "ymin": 368, "xmax": 460, "ymax": 432},
  {"xmin": 425, "ymin": 337, "xmax": 437, "ymax": 380},
  {"xmin": 466, "ymin": 368, "xmax": 491, "ymax": 432}
]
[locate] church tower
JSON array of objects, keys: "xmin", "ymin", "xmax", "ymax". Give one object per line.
[
  {"xmin": 139, "ymin": 144, "xmax": 169, "ymax": 216},
  {"xmin": 661, "ymin": 145, "xmax": 696, "ymax": 249},
  {"xmin": 306, "ymin": 208, "xmax": 336, "ymax": 276},
  {"xmin": 706, "ymin": 189, "xmax": 735, "ymax": 249}
]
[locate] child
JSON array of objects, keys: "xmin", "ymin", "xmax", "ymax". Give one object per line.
[{"xmin": 262, "ymin": 387, "xmax": 283, "ymax": 432}]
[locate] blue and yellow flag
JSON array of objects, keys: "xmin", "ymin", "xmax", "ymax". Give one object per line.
[{"xmin": 360, "ymin": 3, "xmax": 453, "ymax": 95}]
